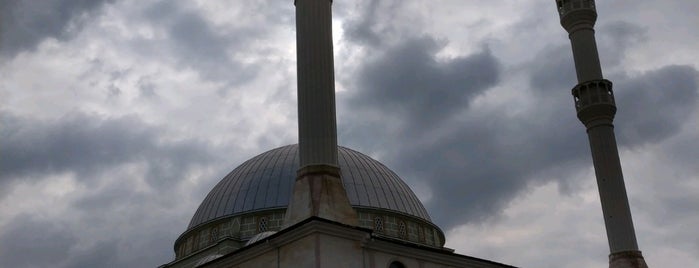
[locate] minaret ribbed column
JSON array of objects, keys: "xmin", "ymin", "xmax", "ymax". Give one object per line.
[
  {"xmin": 296, "ymin": 0, "xmax": 338, "ymax": 167},
  {"xmin": 284, "ymin": 0, "xmax": 357, "ymax": 227},
  {"xmin": 555, "ymin": 1, "xmax": 647, "ymax": 267}
]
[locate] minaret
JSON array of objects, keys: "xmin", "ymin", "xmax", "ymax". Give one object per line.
[
  {"xmin": 284, "ymin": 0, "xmax": 358, "ymax": 227},
  {"xmin": 555, "ymin": 1, "xmax": 648, "ymax": 267}
]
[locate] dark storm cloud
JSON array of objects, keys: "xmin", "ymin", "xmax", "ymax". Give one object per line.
[
  {"xmin": 140, "ymin": 1, "xmax": 244, "ymax": 81},
  {"xmin": 0, "ymin": 215, "xmax": 77, "ymax": 267},
  {"xmin": 529, "ymin": 44, "xmax": 577, "ymax": 93},
  {"xmin": 530, "ymin": 20, "xmax": 646, "ymax": 92},
  {"xmin": 614, "ymin": 65, "xmax": 699, "ymax": 147},
  {"xmin": 62, "ymin": 242, "xmax": 119, "ymax": 268},
  {"xmin": 527, "ymin": 23, "xmax": 699, "ymax": 149},
  {"xmin": 68, "ymin": 185, "xmax": 191, "ymax": 267},
  {"xmin": 339, "ymin": 0, "xmax": 500, "ymax": 129},
  {"xmin": 374, "ymin": 91, "xmax": 590, "ymax": 227},
  {"xmin": 137, "ymin": 1, "xmax": 293, "ymax": 85},
  {"xmin": 338, "ymin": 25, "xmax": 511, "ymax": 227},
  {"xmin": 0, "ymin": 112, "xmax": 220, "ymax": 267},
  {"xmin": 0, "ymin": 0, "xmax": 113, "ymax": 57},
  {"xmin": 392, "ymin": 62, "xmax": 695, "ymax": 229},
  {"xmin": 73, "ymin": 182, "xmax": 148, "ymax": 215},
  {"xmin": 163, "ymin": 9, "xmax": 248, "ymax": 81},
  {"xmin": 0, "ymin": 211, "xmax": 180, "ymax": 268},
  {"xmin": 0, "ymin": 111, "xmax": 215, "ymax": 190},
  {"xmin": 337, "ymin": 3, "xmax": 699, "ymax": 228},
  {"xmin": 350, "ymin": 38, "xmax": 500, "ymax": 127}
]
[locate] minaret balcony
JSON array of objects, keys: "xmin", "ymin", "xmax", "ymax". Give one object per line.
[
  {"xmin": 557, "ymin": 0, "xmax": 598, "ymax": 32},
  {"xmin": 572, "ymin": 79, "xmax": 617, "ymax": 125},
  {"xmin": 556, "ymin": 0, "xmax": 596, "ymax": 17}
]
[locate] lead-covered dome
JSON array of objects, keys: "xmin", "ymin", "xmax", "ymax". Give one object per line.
[
  {"xmin": 189, "ymin": 144, "xmax": 431, "ymax": 229},
  {"xmin": 173, "ymin": 145, "xmax": 444, "ymax": 262}
]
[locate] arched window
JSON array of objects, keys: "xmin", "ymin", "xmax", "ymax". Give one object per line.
[
  {"xmin": 389, "ymin": 261, "xmax": 406, "ymax": 268},
  {"xmin": 210, "ymin": 227, "xmax": 219, "ymax": 242},
  {"xmin": 398, "ymin": 221, "xmax": 407, "ymax": 238},
  {"xmin": 374, "ymin": 216, "xmax": 384, "ymax": 232},
  {"xmin": 258, "ymin": 216, "xmax": 268, "ymax": 232}
]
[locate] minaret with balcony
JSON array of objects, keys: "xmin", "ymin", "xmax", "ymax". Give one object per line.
[{"xmin": 555, "ymin": 1, "xmax": 648, "ymax": 267}]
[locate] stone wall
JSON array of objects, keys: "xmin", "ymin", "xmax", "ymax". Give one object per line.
[
  {"xmin": 194, "ymin": 219, "xmax": 512, "ymax": 268},
  {"xmin": 356, "ymin": 210, "xmax": 442, "ymax": 247},
  {"xmin": 176, "ymin": 209, "xmax": 286, "ymax": 259},
  {"xmin": 175, "ymin": 208, "xmax": 443, "ymax": 262}
]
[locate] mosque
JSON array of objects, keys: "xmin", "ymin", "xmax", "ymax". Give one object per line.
[
  {"xmin": 158, "ymin": 143, "xmax": 514, "ymax": 268},
  {"xmin": 160, "ymin": 1, "xmax": 646, "ymax": 267}
]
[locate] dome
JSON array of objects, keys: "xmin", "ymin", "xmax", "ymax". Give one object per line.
[
  {"xmin": 188, "ymin": 144, "xmax": 432, "ymax": 230},
  {"xmin": 173, "ymin": 145, "xmax": 445, "ymax": 261}
]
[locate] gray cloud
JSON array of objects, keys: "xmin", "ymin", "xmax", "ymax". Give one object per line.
[
  {"xmin": 0, "ymin": 215, "xmax": 77, "ymax": 268},
  {"xmin": 597, "ymin": 21, "xmax": 648, "ymax": 67},
  {"xmin": 341, "ymin": 0, "xmax": 385, "ymax": 48},
  {"xmin": 337, "ymin": 1, "xmax": 545, "ymax": 227},
  {"xmin": 135, "ymin": 1, "xmax": 294, "ymax": 85},
  {"xmin": 0, "ymin": 111, "xmax": 222, "ymax": 267},
  {"xmin": 381, "ymin": 112, "xmax": 588, "ymax": 227},
  {"xmin": 350, "ymin": 38, "xmax": 500, "ymax": 127},
  {"xmin": 62, "ymin": 242, "xmax": 119, "ymax": 268},
  {"xmin": 336, "ymin": 3, "xmax": 699, "ymax": 229},
  {"xmin": 1, "ymin": 1, "xmax": 698, "ymax": 267},
  {"xmin": 138, "ymin": 2, "xmax": 246, "ymax": 82},
  {"xmin": 386, "ymin": 62, "xmax": 696, "ymax": 229},
  {"xmin": 338, "ymin": 39, "xmax": 512, "ymax": 227},
  {"xmin": 529, "ymin": 45, "xmax": 577, "ymax": 93},
  {"xmin": 0, "ymin": 0, "xmax": 113, "ymax": 57},
  {"xmin": 0, "ymin": 209, "xmax": 183, "ymax": 268},
  {"xmin": 0, "ymin": 111, "xmax": 215, "ymax": 191},
  {"xmin": 614, "ymin": 65, "xmax": 699, "ymax": 147}
]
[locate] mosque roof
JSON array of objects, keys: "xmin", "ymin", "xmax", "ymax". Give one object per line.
[{"xmin": 187, "ymin": 144, "xmax": 432, "ymax": 230}]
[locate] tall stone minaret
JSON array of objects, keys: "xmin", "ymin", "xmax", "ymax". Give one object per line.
[
  {"xmin": 284, "ymin": 0, "xmax": 358, "ymax": 227},
  {"xmin": 555, "ymin": 1, "xmax": 648, "ymax": 267}
]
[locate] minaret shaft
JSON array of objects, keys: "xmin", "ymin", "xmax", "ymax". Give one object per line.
[
  {"xmin": 296, "ymin": 0, "xmax": 338, "ymax": 167},
  {"xmin": 285, "ymin": 0, "xmax": 357, "ymax": 227},
  {"xmin": 587, "ymin": 124, "xmax": 639, "ymax": 252},
  {"xmin": 569, "ymin": 29, "xmax": 603, "ymax": 82},
  {"xmin": 556, "ymin": 1, "xmax": 647, "ymax": 267}
]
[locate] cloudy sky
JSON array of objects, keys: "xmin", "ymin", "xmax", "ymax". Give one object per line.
[{"xmin": 1, "ymin": 0, "xmax": 698, "ymax": 267}]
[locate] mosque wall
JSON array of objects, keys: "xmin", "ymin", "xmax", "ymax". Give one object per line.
[
  {"xmin": 357, "ymin": 210, "xmax": 443, "ymax": 247},
  {"xmin": 189, "ymin": 219, "xmax": 511, "ymax": 268},
  {"xmin": 318, "ymin": 233, "xmax": 365, "ymax": 267},
  {"xmin": 236, "ymin": 247, "xmax": 278, "ymax": 268},
  {"xmin": 175, "ymin": 208, "xmax": 444, "ymax": 262},
  {"xmin": 175, "ymin": 209, "xmax": 287, "ymax": 259}
]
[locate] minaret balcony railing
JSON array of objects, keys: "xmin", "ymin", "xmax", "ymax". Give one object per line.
[
  {"xmin": 556, "ymin": 0, "xmax": 596, "ymax": 18},
  {"xmin": 572, "ymin": 79, "xmax": 615, "ymax": 111},
  {"xmin": 572, "ymin": 79, "xmax": 617, "ymax": 125}
]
